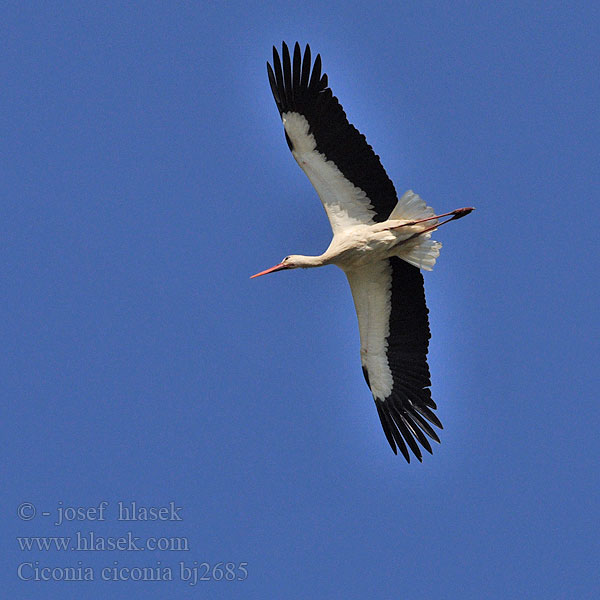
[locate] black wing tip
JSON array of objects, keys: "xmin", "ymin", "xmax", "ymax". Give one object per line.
[
  {"xmin": 375, "ymin": 398, "xmax": 442, "ymax": 462},
  {"xmin": 272, "ymin": 41, "xmax": 311, "ymax": 64},
  {"xmin": 267, "ymin": 42, "xmax": 327, "ymax": 114}
]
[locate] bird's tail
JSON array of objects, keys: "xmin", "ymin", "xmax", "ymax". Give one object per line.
[
  {"xmin": 389, "ymin": 191, "xmax": 441, "ymax": 271},
  {"xmin": 389, "ymin": 191, "xmax": 475, "ymax": 271},
  {"xmin": 396, "ymin": 234, "xmax": 442, "ymax": 271}
]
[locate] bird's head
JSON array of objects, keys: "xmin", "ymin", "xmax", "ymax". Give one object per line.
[{"xmin": 250, "ymin": 255, "xmax": 301, "ymax": 278}]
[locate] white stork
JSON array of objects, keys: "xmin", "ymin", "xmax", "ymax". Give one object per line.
[{"xmin": 252, "ymin": 42, "xmax": 473, "ymax": 462}]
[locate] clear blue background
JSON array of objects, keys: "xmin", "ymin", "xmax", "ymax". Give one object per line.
[{"xmin": 3, "ymin": 2, "xmax": 598, "ymax": 598}]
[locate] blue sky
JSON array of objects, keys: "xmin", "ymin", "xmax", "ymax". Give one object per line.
[{"xmin": 3, "ymin": 2, "xmax": 598, "ymax": 598}]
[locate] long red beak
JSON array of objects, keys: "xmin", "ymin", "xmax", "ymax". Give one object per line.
[{"xmin": 250, "ymin": 262, "xmax": 288, "ymax": 279}]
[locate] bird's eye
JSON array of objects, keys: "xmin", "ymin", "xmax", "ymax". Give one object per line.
[{"xmin": 283, "ymin": 256, "xmax": 291, "ymax": 262}]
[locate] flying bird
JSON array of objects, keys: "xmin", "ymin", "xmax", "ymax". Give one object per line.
[{"xmin": 252, "ymin": 42, "xmax": 473, "ymax": 462}]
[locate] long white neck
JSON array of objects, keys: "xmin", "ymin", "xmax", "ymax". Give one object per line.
[{"xmin": 292, "ymin": 253, "xmax": 329, "ymax": 268}]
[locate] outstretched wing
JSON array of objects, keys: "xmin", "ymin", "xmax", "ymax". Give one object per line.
[
  {"xmin": 345, "ymin": 257, "xmax": 443, "ymax": 462},
  {"xmin": 267, "ymin": 42, "xmax": 399, "ymax": 234}
]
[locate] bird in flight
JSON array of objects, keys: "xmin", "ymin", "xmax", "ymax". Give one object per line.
[{"xmin": 252, "ymin": 42, "xmax": 473, "ymax": 462}]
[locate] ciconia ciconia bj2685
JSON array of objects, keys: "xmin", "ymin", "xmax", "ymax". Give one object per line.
[{"xmin": 252, "ymin": 42, "xmax": 473, "ymax": 462}]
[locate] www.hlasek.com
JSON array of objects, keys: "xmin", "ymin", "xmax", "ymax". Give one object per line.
[{"xmin": 18, "ymin": 531, "xmax": 189, "ymax": 552}]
